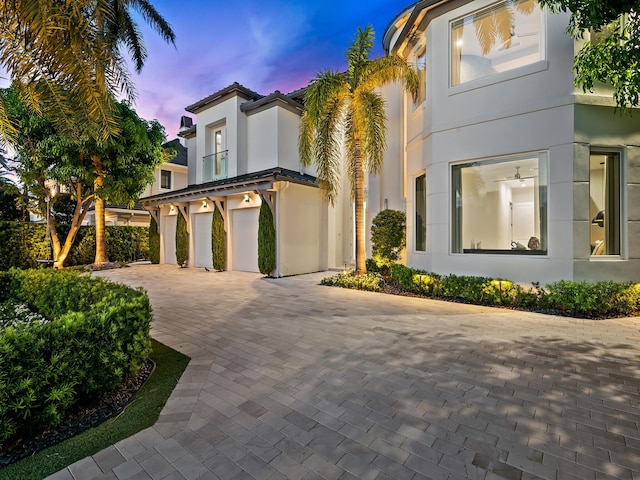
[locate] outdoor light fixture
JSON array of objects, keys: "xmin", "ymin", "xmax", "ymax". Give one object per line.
[
  {"xmin": 202, "ymin": 200, "xmax": 208, "ymax": 208},
  {"xmin": 169, "ymin": 205, "xmax": 175, "ymax": 213},
  {"xmin": 243, "ymin": 194, "xmax": 250, "ymax": 203}
]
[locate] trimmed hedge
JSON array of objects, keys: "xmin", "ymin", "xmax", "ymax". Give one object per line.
[
  {"xmin": 258, "ymin": 202, "xmax": 275, "ymax": 275},
  {"xmin": 382, "ymin": 264, "xmax": 640, "ymax": 318},
  {"xmin": 320, "ymin": 271, "xmax": 384, "ymax": 292},
  {"xmin": 0, "ymin": 222, "xmax": 149, "ymax": 270},
  {"xmin": 149, "ymin": 218, "xmax": 160, "ymax": 264},
  {"xmin": 175, "ymin": 213, "xmax": 188, "ymax": 266},
  {"xmin": 0, "ymin": 269, "xmax": 152, "ymax": 448},
  {"xmin": 211, "ymin": 204, "xmax": 226, "ymax": 271}
]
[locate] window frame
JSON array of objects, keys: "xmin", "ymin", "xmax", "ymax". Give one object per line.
[
  {"xmin": 448, "ymin": 0, "xmax": 546, "ymax": 90},
  {"xmin": 450, "ymin": 151, "xmax": 548, "ymax": 256},
  {"xmin": 415, "ymin": 172, "xmax": 427, "ymax": 252},
  {"xmin": 160, "ymin": 169, "xmax": 172, "ymax": 190}
]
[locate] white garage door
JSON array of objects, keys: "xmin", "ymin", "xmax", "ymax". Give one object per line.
[
  {"xmin": 162, "ymin": 215, "xmax": 177, "ymax": 265},
  {"xmin": 193, "ymin": 212, "xmax": 213, "ymax": 268},
  {"xmin": 232, "ymin": 208, "xmax": 259, "ymax": 272}
]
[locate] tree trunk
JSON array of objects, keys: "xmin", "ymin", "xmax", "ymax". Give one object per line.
[
  {"xmin": 53, "ymin": 184, "xmax": 93, "ymax": 269},
  {"xmin": 93, "ymin": 156, "xmax": 109, "ymax": 264},
  {"xmin": 354, "ymin": 140, "xmax": 367, "ymax": 275}
]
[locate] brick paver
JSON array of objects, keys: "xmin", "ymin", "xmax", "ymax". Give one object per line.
[{"xmin": 46, "ymin": 265, "xmax": 640, "ymax": 480}]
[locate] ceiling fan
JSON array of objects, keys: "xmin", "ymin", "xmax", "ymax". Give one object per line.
[{"xmin": 495, "ymin": 166, "xmax": 535, "ymax": 182}]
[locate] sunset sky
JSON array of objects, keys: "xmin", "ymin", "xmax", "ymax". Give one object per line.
[{"xmin": 127, "ymin": 0, "xmax": 405, "ymax": 139}]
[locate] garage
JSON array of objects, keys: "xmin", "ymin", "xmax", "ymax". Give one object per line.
[
  {"xmin": 193, "ymin": 212, "xmax": 213, "ymax": 268},
  {"xmin": 231, "ymin": 208, "xmax": 259, "ymax": 272},
  {"xmin": 162, "ymin": 214, "xmax": 177, "ymax": 265}
]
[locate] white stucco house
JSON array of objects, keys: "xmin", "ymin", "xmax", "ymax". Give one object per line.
[
  {"xmin": 374, "ymin": 0, "xmax": 640, "ymax": 284},
  {"xmin": 141, "ymin": 83, "xmax": 354, "ymax": 275}
]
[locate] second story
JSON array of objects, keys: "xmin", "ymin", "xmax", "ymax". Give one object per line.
[
  {"xmin": 384, "ymin": 0, "xmax": 580, "ymax": 142},
  {"xmin": 143, "ymin": 139, "xmax": 189, "ymax": 198},
  {"xmin": 179, "ymin": 83, "xmax": 313, "ymax": 186}
]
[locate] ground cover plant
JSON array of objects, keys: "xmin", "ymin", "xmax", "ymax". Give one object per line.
[
  {"xmin": 0, "ymin": 269, "xmax": 152, "ymax": 450},
  {"xmin": 0, "ymin": 339, "xmax": 189, "ymax": 480},
  {"xmin": 323, "ymin": 262, "xmax": 640, "ymax": 319}
]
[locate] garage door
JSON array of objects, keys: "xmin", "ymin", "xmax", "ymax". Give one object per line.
[
  {"xmin": 162, "ymin": 215, "xmax": 177, "ymax": 265},
  {"xmin": 193, "ymin": 212, "xmax": 213, "ymax": 268},
  {"xmin": 231, "ymin": 208, "xmax": 259, "ymax": 272}
]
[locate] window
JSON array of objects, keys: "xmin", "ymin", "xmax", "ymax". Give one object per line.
[
  {"xmin": 415, "ymin": 49, "xmax": 426, "ymax": 105},
  {"xmin": 160, "ymin": 170, "xmax": 171, "ymax": 189},
  {"xmin": 590, "ymin": 152, "xmax": 620, "ymax": 256},
  {"xmin": 450, "ymin": 0, "xmax": 542, "ymax": 86},
  {"xmin": 452, "ymin": 153, "xmax": 547, "ymax": 254},
  {"xmin": 415, "ymin": 174, "xmax": 426, "ymax": 251}
]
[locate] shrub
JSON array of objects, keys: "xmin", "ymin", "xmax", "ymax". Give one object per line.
[
  {"xmin": 211, "ymin": 204, "xmax": 226, "ymax": 271},
  {"xmin": 366, "ymin": 255, "xmax": 394, "ymax": 277},
  {"xmin": 149, "ymin": 217, "xmax": 160, "ymax": 264},
  {"xmin": 258, "ymin": 202, "xmax": 276, "ymax": 275},
  {"xmin": 0, "ymin": 269, "xmax": 152, "ymax": 448},
  {"xmin": 321, "ymin": 271, "xmax": 383, "ymax": 292},
  {"xmin": 0, "ymin": 222, "xmax": 149, "ymax": 269},
  {"xmin": 371, "ymin": 209, "xmax": 406, "ymax": 261},
  {"xmin": 175, "ymin": 212, "xmax": 188, "ymax": 266}
]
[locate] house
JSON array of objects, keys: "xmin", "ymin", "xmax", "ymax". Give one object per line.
[
  {"xmin": 373, "ymin": 0, "xmax": 640, "ymax": 284},
  {"xmin": 140, "ymin": 83, "xmax": 354, "ymax": 275},
  {"xmin": 84, "ymin": 140, "xmax": 188, "ymax": 226}
]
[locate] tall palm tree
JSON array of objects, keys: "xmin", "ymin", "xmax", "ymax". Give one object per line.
[
  {"xmin": 92, "ymin": 0, "xmax": 175, "ymax": 265},
  {"xmin": 299, "ymin": 26, "xmax": 418, "ymax": 275}
]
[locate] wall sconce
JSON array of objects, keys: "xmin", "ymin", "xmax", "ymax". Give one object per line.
[
  {"xmin": 202, "ymin": 200, "xmax": 208, "ymax": 208},
  {"xmin": 243, "ymin": 194, "xmax": 250, "ymax": 203},
  {"xmin": 169, "ymin": 205, "xmax": 175, "ymax": 213}
]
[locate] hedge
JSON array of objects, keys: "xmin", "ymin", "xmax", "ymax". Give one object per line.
[
  {"xmin": 149, "ymin": 218, "xmax": 160, "ymax": 264},
  {"xmin": 258, "ymin": 201, "xmax": 275, "ymax": 275},
  {"xmin": 211, "ymin": 204, "xmax": 226, "ymax": 271},
  {"xmin": 0, "ymin": 222, "xmax": 149, "ymax": 270},
  {"xmin": 175, "ymin": 213, "xmax": 188, "ymax": 267},
  {"xmin": 382, "ymin": 263, "xmax": 640, "ymax": 318},
  {"xmin": 0, "ymin": 269, "xmax": 152, "ymax": 448}
]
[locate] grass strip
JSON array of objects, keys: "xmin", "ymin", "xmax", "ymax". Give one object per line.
[{"xmin": 0, "ymin": 339, "xmax": 190, "ymax": 480}]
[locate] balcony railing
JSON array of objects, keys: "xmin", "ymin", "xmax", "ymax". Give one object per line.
[{"xmin": 203, "ymin": 150, "xmax": 228, "ymax": 183}]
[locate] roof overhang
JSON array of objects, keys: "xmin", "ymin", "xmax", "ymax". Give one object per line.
[{"xmin": 141, "ymin": 168, "xmax": 318, "ymax": 208}]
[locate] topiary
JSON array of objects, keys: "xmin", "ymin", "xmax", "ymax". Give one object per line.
[
  {"xmin": 371, "ymin": 209, "xmax": 406, "ymax": 261},
  {"xmin": 175, "ymin": 212, "xmax": 188, "ymax": 266},
  {"xmin": 258, "ymin": 201, "xmax": 276, "ymax": 275},
  {"xmin": 211, "ymin": 204, "xmax": 226, "ymax": 270},
  {"xmin": 149, "ymin": 217, "xmax": 160, "ymax": 264}
]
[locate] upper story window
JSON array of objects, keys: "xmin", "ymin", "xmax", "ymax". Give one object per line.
[
  {"xmin": 450, "ymin": 0, "xmax": 543, "ymax": 86},
  {"xmin": 415, "ymin": 49, "xmax": 427, "ymax": 105},
  {"xmin": 160, "ymin": 170, "xmax": 171, "ymax": 189}
]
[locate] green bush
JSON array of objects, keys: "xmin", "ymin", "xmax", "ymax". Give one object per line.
[
  {"xmin": 371, "ymin": 209, "xmax": 406, "ymax": 261},
  {"xmin": 0, "ymin": 269, "xmax": 152, "ymax": 448},
  {"xmin": 175, "ymin": 213, "xmax": 188, "ymax": 266},
  {"xmin": 149, "ymin": 217, "xmax": 160, "ymax": 264},
  {"xmin": 540, "ymin": 280, "xmax": 640, "ymax": 317},
  {"xmin": 258, "ymin": 202, "xmax": 276, "ymax": 275},
  {"xmin": 211, "ymin": 204, "xmax": 226, "ymax": 271},
  {"xmin": 366, "ymin": 255, "xmax": 394, "ymax": 277},
  {"xmin": 0, "ymin": 222, "xmax": 149, "ymax": 269},
  {"xmin": 321, "ymin": 271, "xmax": 383, "ymax": 292}
]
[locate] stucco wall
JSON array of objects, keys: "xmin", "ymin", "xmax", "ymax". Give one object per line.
[{"xmin": 277, "ymin": 182, "xmax": 326, "ymax": 276}]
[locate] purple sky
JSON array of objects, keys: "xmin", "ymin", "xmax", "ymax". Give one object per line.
[{"xmin": 130, "ymin": 0, "xmax": 405, "ymax": 139}]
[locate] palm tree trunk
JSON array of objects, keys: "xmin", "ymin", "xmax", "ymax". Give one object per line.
[
  {"xmin": 93, "ymin": 156, "xmax": 109, "ymax": 264},
  {"xmin": 354, "ymin": 140, "xmax": 367, "ymax": 275}
]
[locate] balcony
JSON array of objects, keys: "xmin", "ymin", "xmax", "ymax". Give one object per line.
[{"xmin": 203, "ymin": 150, "xmax": 228, "ymax": 183}]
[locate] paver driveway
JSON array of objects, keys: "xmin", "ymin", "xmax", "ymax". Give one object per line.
[{"xmin": 48, "ymin": 265, "xmax": 640, "ymax": 480}]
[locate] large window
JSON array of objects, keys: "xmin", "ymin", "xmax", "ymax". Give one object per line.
[
  {"xmin": 590, "ymin": 152, "xmax": 621, "ymax": 256},
  {"xmin": 450, "ymin": 0, "xmax": 542, "ymax": 86},
  {"xmin": 452, "ymin": 153, "xmax": 547, "ymax": 254},
  {"xmin": 416, "ymin": 174, "xmax": 426, "ymax": 251},
  {"xmin": 415, "ymin": 49, "xmax": 427, "ymax": 105}
]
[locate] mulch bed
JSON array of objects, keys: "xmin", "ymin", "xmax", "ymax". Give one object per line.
[{"xmin": 0, "ymin": 359, "xmax": 155, "ymax": 468}]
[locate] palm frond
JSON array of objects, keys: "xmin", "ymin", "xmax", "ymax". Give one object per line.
[
  {"xmin": 353, "ymin": 89, "xmax": 387, "ymax": 175},
  {"xmin": 133, "ymin": 0, "xmax": 177, "ymax": 45},
  {"xmin": 121, "ymin": 9, "xmax": 147, "ymax": 72},
  {"xmin": 347, "ymin": 25, "xmax": 374, "ymax": 89},
  {"xmin": 360, "ymin": 55, "xmax": 419, "ymax": 103},
  {"xmin": 303, "ymin": 70, "xmax": 349, "ymax": 122}
]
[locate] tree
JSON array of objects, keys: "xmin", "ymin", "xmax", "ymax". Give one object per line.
[
  {"xmin": 89, "ymin": 101, "xmax": 166, "ymax": 265},
  {"xmin": 371, "ymin": 209, "xmax": 406, "ymax": 262},
  {"xmin": 211, "ymin": 204, "xmax": 226, "ymax": 271},
  {"xmin": 539, "ymin": 0, "xmax": 640, "ymax": 109},
  {"xmin": 299, "ymin": 26, "xmax": 418, "ymax": 275},
  {"xmin": 258, "ymin": 201, "xmax": 276, "ymax": 275}
]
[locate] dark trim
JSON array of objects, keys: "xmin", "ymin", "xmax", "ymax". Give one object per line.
[
  {"xmin": 185, "ymin": 82, "xmax": 263, "ymax": 113},
  {"xmin": 462, "ymin": 249, "xmax": 547, "ymax": 255},
  {"xmin": 240, "ymin": 91, "xmax": 304, "ymax": 116}
]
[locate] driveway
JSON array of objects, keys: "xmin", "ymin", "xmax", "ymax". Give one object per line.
[{"xmin": 48, "ymin": 265, "xmax": 640, "ymax": 480}]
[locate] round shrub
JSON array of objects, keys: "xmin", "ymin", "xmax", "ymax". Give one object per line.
[
  {"xmin": 0, "ymin": 269, "xmax": 152, "ymax": 448},
  {"xmin": 371, "ymin": 209, "xmax": 406, "ymax": 261}
]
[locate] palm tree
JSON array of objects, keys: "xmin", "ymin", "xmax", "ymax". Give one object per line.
[
  {"xmin": 92, "ymin": 0, "xmax": 175, "ymax": 265},
  {"xmin": 299, "ymin": 26, "xmax": 418, "ymax": 275}
]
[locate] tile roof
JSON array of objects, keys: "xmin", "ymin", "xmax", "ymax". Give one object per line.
[{"xmin": 185, "ymin": 82, "xmax": 263, "ymax": 113}]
